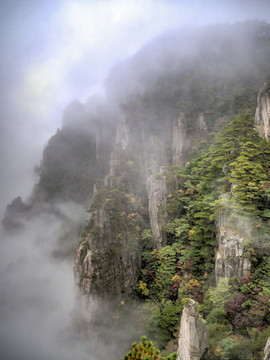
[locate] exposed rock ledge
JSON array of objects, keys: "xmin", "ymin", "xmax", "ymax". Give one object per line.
[
  {"xmin": 177, "ymin": 299, "xmax": 208, "ymax": 360},
  {"xmin": 215, "ymin": 231, "xmax": 251, "ymax": 282}
]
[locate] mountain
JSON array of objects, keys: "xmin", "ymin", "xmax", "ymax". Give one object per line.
[{"xmin": 2, "ymin": 20, "xmax": 270, "ymax": 360}]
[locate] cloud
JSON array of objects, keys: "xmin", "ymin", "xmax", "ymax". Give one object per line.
[{"xmin": 0, "ymin": 200, "xmax": 95, "ymax": 360}]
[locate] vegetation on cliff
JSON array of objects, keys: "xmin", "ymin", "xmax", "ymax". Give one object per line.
[
  {"xmin": 135, "ymin": 113, "xmax": 270, "ymax": 359},
  {"xmin": 73, "ymin": 22, "xmax": 270, "ymax": 359}
]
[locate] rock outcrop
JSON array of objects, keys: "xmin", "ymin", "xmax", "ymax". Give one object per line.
[
  {"xmin": 255, "ymin": 87, "xmax": 270, "ymax": 140},
  {"xmin": 74, "ymin": 110, "xmax": 147, "ymax": 300},
  {"xmin": 172, "ymin": 113, "xmax": 187, "ymax": 166},
  {"xmin": 177, "ymin": 299, "xmax": 208, "ymax": 360},
  {"xmin": 196, "ymin": 113, "xmax": 207, "ymax": 136},
  {"xmin": 115, "ymin": 112, "xmax": 129, "ymax": 150},
  {"xmin": 74, "ymin": 188, "xmax": 142, "ymax": 299},
  {"xmin": 172, "ymin": 112, "xmax": 208, "ymax": 166},
  {"xmin": 264, "ymin": 337, "xmax": 270, "ymax": 360},
  {"xmin": 146, "ymin": 170, "xmax": 167, "ymax": 248},
  {"xmin": 215, "ymin": 213, "xmax": 251, "ymax": 283}
]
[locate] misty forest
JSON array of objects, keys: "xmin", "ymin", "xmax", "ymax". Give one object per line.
[{"xmin": 2, "ymin": 9, "xmax": 270, "ymax": 360}]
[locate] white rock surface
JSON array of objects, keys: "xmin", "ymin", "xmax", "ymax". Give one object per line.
[
  {"xmin": 255, "ymin": 89, "xmax": 270, "ymax": 141},
  {"xmin": 172, "ymin": 113, "xmax": 187, "ymax": 166},
  {"xmin": 146, "ymin": 170, "xmax": 167, "ymax": 248},
  {"xmin": 178, "ymin": 299, "xmax": 209, "ymax": 360},
  {"xmin": 215, "ymin": 213, "xmax": 251, "ymax": 283}
]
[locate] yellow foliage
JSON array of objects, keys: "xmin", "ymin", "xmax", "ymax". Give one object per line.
[
  {"xmin": 184, "ymin": 279, "xmax": 201, "ymax": 293},
  {"xmin": 138, "ymin": 281, "xmax": 149, "ymax": 296},
  {"xmin": 128, "ymin": 213, "xmax": 136, "ymax": 219},
  {"xmin": 172, "ymin": 275, "xmax": 182, "ymax": 284}
]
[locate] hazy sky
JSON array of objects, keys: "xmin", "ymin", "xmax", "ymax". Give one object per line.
[{"xmin": 0, "ymin": 0, "xmax": 270, "ymax": 215}]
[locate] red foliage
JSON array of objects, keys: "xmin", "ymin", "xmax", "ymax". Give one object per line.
[
  {"xmin": 146, "ymin": 269, "xmax": 155, "ymax": 280},
  {"xmin": 239, "ymin": 273, "xmax": 251, "ymax": 284},
  {"xmin": 225, "ymin": 292, "xmax": 269, "ymax": 331},
  {"xmin": 192, "ymin": 286, "xmax": 204, "ymax": 303}
]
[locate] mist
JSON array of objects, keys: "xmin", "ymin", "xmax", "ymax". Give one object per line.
[
  {"xmin": 0, "ymin": 201, "xmax": 93, "ymax": 360},
  {"xmin": 1, "ymin": 1, "xmax": 270, "ymax": 359}
]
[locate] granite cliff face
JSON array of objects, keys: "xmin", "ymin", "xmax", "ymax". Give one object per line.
[
  {"xmin": 215, "ymin": 213, "xmax": 251, "ymax": 283},
  {"xmin": 255, "ymin": 86, "xmax": 270, "ymax": 140},
  {"xmin": 172, "ymin": 112, "xmax": 207, "ymax": 166},
  {"xmin": 177, "ymin": 299, "xmax": 208, "ymax": 360},
  {"xmin": 215, "ymin": 230, "xmax": 251, "ymax": 282},
  {"xmin": 74, "ymin": 194, "xmax": 142, "ymax": 298},
  {"xmin": 74, "ymin": 106, "xmax": 211, "ymax": 299},
  {"xmin": 74, "ymin": 108, "xmax": 153, "ymax": 301},
  {"xmin": 172, "ymin": 113, "xmax": 187, "ymax": 166},
  {"xmin": 146, "ymin": 170, "xmax": 167, "ymax": 248}
]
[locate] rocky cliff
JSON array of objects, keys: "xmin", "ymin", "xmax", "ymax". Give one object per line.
[
  {"xmin": 146, "ymin": 171, "xmax": 167, "ymax": 248},
  {"xmin": 215, "ymin": 213, "xmax": 251, "ymax": 283},
  {"xmin": 172, "ymin": 113, "xmax": 187, "ymax": 166},
  {"xmin": 73, "ymin": 104, "xmax": 213, "ymax": 299},
  {"xmin": 74, "ymin": 185, "xmax": 143, "ymax": 299},
  {"xmin": 255, "ymin": 86, "xmax": 270, "ymax": 140},
  {"xmin": 177, "ymin": 299, "xmax": 208, "ymax": 360}
]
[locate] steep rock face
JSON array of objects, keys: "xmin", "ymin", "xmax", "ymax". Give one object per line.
[
  {"xmin": 255, "ymin": 88, "xmax": 270, "ymax": 140},
  {"xmin": 172, "ymin": 112, "xmax": 208, "ymax": 166},
  {"xmin": 172, "ymin": 113, "xmax": 187, "ymax": 166},
  {"xmin": 75, "ymin": 105, "xmax": 212, "ymax": 298},
  {"xmin": 107, "ymin": 109, "xmax": 168, "ymax": 250},
  {"xmin": 177, "ymin": 299, "xmax": 208, "ymax": 360},
  {"xmin": 107, "ymin": 110, "xmax": 167, "ymax": 182},
  {"xmin": 215, "ymin": 213, "xmax": 251, "ymax": 283},
  {"xmin": 196, "ymin": 113, "xmax": 207, "ymax": 136},
  {"xmin": 74, "ymin": 190, "xmax": 142, "ymax": 299},
  {"xmin": 107, "ymin": 113, "xmax": 129, "ymax": 180},
  {"xmin": 115, "ymin": 112, "xmax": 129, "ymax": 150},
  {"xmin": 264, "ymin": 337, "xmax": 270, "ymax": 360},
  {"xmin": 74, "ymin": 111, "xmax": 147, "ymax": 300},
  {"xmin": 146, "ymin": 170, "xmax": 167, "ymax": 248}
]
